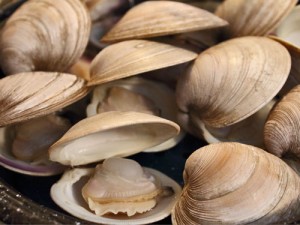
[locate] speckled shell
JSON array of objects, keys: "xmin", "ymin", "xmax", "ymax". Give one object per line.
[
  {"xmin": 0, "ymin": 0, "xmax": 91, "ymax": 75},
  {"xmin": 264, "ymin": 85, "xmax": 300, "ymax": 158},
  {"xmin": 176, "ymin": 36, "xmax": 291, "ymax": 129},
  {"xmin": 215, "ymin": 0, "xmax": 297, "ymax": 39},
  {"xmin": 101, "ymin": 0, "xmax": 228, "ymax": 42},
  {"xmin": 172, "ymin": 142, "xmax": 300, "ymax": 225}
]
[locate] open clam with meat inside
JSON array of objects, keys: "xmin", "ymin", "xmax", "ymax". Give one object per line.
[{"xmin": 1, "ymin": 0, "xmax": 300, "ymax": 224}]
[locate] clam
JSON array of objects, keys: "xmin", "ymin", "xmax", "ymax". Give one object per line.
[
  {"xmin": 0, "ymin": 0, "xmax": 91, "ymax": 75},
  {"xmin": 86, "ymin": 77, "xmax": 185, "ymax": 152},
  {"xmin": 215, "ymin": 0, "xmax": 297, "ymax": 39},
  {"xmin": 101, "ymin": 0, "xmax": 228, "ymax": 43},
  {"xmin": 172, "ymin": 142, "xmax": 300, "ymax": 224},
  {"xmin": 0, "ymin": 114, "xmax": 70, "ymax": 176},
  {"xmin": 264, "ymin": 85, "xmax": 300, "ymax": 158},
  {"xmin": 49, "ymin": 111, "xmax": 180, "ymax": 166},
  {"xmin": 51, "ymin": 157, "xmax": 181, "ymax": 224},
  {"xmin": 0, "ymin": 71, "xmax": 89, "ymax": 127},
  {"xmin": 176, "ymin": 36, "xmax": 291, "ymax": 132},
  {"xmin": 88, "ymin": 39, "xmax": 197, "ymax": 86}
]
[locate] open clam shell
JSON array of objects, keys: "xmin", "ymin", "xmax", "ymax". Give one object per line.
[
  {"xmin": 86, "ymin": 77, "xmax": 185, "ymax": 152},
  {"xmin": 0, "ymin": 126, "xmax": 65, "ymax": 176},
  {"xmin": 49, "ymin": 111, "xmax": 180, "ymax": 166},
  {"xmin": 215, "ymin": 0, "xmax": 297, "ymax": 39},
  {"xmin": 88, "ymin": 39, "xmax": 197, "ymax": 86},
  {"xmin": 51, "ymin": 165, "xmax": 181, "ymax": 225},
  {"xmin": 0, "ymin": 72, "xmax": 89, "ymax": 127},
  {"xmin": 176, "ymin": 36, "xmax": 291, "ymax": 129},
  {"xmin": 101, "ymin": 0, "xmax": 228, "ymax": 43}
]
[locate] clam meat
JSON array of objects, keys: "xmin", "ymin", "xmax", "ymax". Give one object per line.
[{"xmin": 51, "ymin": 157, "xmax": 182, "ymax": 224}]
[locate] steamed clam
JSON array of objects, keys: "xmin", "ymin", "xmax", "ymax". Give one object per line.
[
  {"xmin": 0, "ymin": 113, "xmax": 71, "ymax": 176},
  {"xmin": 0, "ymin": 0, "xmax": 91, "ymax": 75},
  {"xmin": 0, "ymin": 71, "xmax": 89, "ymax": 127},
  {"xmin": 87, "ymin": 76, "xmax": 185, "ymax": 152},
  {"xmin": 172, "ymin": 142, "xmax": 300, "ymax": 224},
  {"xmin": 215, "ymin": 0, "xmax": 297, "ymax": 39},
  {"xmin": 264, "ymin": 85, "xmax": 300, "ymax": 158},
  {"xmin": 101, "ymin": 0, "xmax": 228, "ymax": 43},
  {"xmin": 88, "ymin": 39, "xmax": 197, "ymax": 86},
  {"xmin": 49, "ymin": 111, "xmax": 180, "ymax": 166},
  {"xmin": 176, "ymin": 36, "xmax": 290, "ymax": 137},
  {"xmin": 51, "ymin": 157, "xmax": 181, "ymax": 224}
]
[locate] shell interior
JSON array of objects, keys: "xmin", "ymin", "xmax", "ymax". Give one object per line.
[
  {"xmin": 0, "ymin": 127, "xmax": 65, "ymax": 176},
  {"xmin": 86, "ymin": 77, "xmax": 185, "ymax": 152},
  {"xmin": 49, "ymin": 111, "xmax": 180, "ymax": 166},
  {"xmin": 50, "ymin": 167, "xmax": 182, "ymax": 225}
]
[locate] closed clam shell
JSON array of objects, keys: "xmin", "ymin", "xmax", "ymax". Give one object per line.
[
  {"xmin": 215, "ymin": 0, "xmax": 297, "ymax": 39},
  {"xmin": 49, "ymin": 111, "xmax": 180, "ymax": 166},
  {"xmin": 0, "ymin": 72, "xmax": 89, "ymax": 127},
  {"xmin": 176, "ymin": 36, "xmax": 291, "ymax": 128},
  {"xmin": 88, "ymin": 39, "xmax": 197, "ymax": 86},
  {"xmin": 0, "ymin": 0, "xmax": 91, "ymax": 75},
  {"xmin": 172, "ymin": 142, "xmax": 300, "ymax": 225},
  {"xmin": 264, "ymin": 85, "xmax": 300, "ymax": 158},
  {"xmin": 101, "ymin": 0, "xmax": 228, "ymax": 43}
]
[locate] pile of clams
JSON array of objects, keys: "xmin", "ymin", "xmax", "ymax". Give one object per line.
[{"xmin": 1, "ymin": 0, "xmax": 300, "ymax": 224}]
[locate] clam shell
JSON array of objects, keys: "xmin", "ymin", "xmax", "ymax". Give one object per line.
[
  {"xmin": 0, "ymin": 0, "xmax": 91, "ymax": 75},
  {"xmin": 0, "ymin": 72, "xmax": 89, "ymax": 127},
  {"xmin": 215, "ymin": 0, "xmax": 297, "ymax": 39},
  {"xmin": 172, "ymin": 142, "xmax": 300, "ymax": 224},
  {"xmin": 264, "ymin": 85, "xmax": 300, "ymax": 158},
  {"xmin": 101, "ymin": 0, "xmax": 228, "ymax": 43},
  {"xmin": 51, "ymin": 166, "xmax": 181, "ymax": 225},
  {"xmin": 0, "ymin": 127, "xmax": 65, "ymax": 176},
  {"xmin": 87, "ymin": 77, "xmax": 185, "ymax": 152},
  {"xmin": 49, "ymin": 111, "xmax": 180, "ymax": 166},
  {"xmin": 176, "ymin": 36, "xmax": 291, "ymax": 128},
  {"xmin": 88, "ymin": 39, "xmax": 197, "ymax": 86}
]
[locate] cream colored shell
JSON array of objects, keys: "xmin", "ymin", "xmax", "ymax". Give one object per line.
[
  {"xmin": 176, "ymin": 36, "xmax": 291, "ymax": 129},
  {"xmin": 172, "ymin": 142, "xmax": 300, "ymax": 224},
  {"xmin": 215, "ymin": 0, "xmax": 297, "ymax": 38},
  {"xmin": 101, "ymin": 0, "xmax": 228, "ymax": 42},
  {"xmin": 264, "ymin": 85, "xmax": 300, "ymax": 158},
  {"xmin": 88, "ymin": 39, "xmax": 197, "ymax": 86},
  {"xmin": 0, "ymin": 72, "xmax": 89, "ymax": 127},
  {"xmin": 0, "ymin": 0, "xmax": 91, "ymax": 75},
  {"xmin": 49, "ymin": 111, "xmax": 180, "ymax": 166}
]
